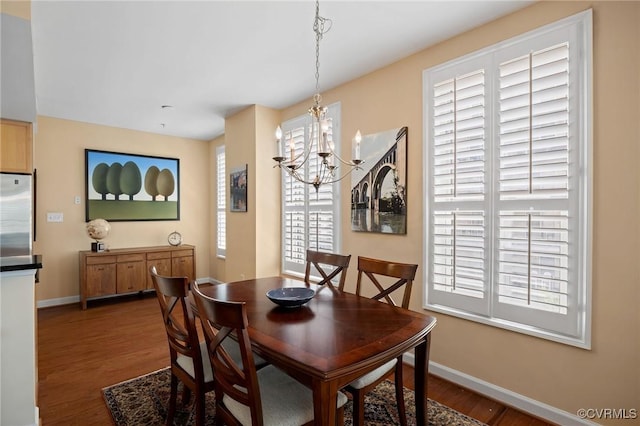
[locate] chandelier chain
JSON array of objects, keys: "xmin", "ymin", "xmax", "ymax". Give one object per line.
[
  {"xmin": 313, "ymin": 0, "xmax": 331, "ymax": 103},
  {"xmin": 273, "ymin": 0, "xmax": 361, "ymax": 192}
]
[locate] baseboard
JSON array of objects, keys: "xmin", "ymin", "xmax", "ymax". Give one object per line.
[
  {"xmin": 403, "ymin": 353, "xmax": 599, "ymax": 426},
  {"xmin": 36, "ymin": 277, "xmax": 219, "ymax": 309},
  {"xmin": 37, "ymin": 295, "xmax": 79, "ymax": 309}
]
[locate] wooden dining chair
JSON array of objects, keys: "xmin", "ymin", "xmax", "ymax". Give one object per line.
[
  {"xmin": 346, "ymin": 256, "xmax": 419, "ymax": 426},
  {"xmin": 304, "ymin": 249, "xmax": 351, "ymax": 291},
  {"xmin": 191, "ymin": 281, "xmax": 348, "ymax": 426},
  {"xmin": 150, "ymin": 266, "xmax": 214, "ymax": 426}
]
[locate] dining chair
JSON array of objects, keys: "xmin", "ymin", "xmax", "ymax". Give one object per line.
[
  {"xmin": 346, "ymin": 256, "xmax": 419, "ymax": 426},
  {"xmin": 150, "ymin": 266, "xmax": 214, "ymax": 426},
  {"xmin": 304, "ymin": 249, "xmax": 351, "ymax": 291},
  {"xmin": 191, "ymin": 281, "xmax": 349, "ymax": 426}
]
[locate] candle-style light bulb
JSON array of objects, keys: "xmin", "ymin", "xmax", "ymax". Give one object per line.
[
  {"xmin": 289, "ymin": 137, "xmax": 295, "ymax": 162},
  {"xmin": 274, "ymin": 126, "xmax": 283, "ymax": 158},
  {"xmin": 328, "ymin": 140, "xmax": 335, "ymax": 167},
  {"xmin": 354, "ymin": 130, "xmax": 362, "ymax": 161},
  {"xmin": 317, "ymin": 119, "xmax": 329, "ymax": 155}
]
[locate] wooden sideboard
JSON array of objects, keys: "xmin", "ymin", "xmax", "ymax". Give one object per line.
[{"xmin": 79, "ymin": 245, "xmax": 195, "ymax": 309}]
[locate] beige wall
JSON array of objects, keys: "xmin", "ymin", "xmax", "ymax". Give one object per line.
[
  {"xmin": 0, "ymin": 0, "xmax": 30, "ymax": 20},
  {"xmin": 223, "ymin": 105, "xmax": 281, "ymax": 282},
  {"xmin": 278, "ymin": 1, "xmax": 638, "ymax": 423},
  {"xmin": 28, "ymin": 0, "xmax": 639, "ymax": 422},
  {"xmin": 224, "ymin": 106, "xmax": 257, "ymax": 281},
  {"xmin": 253, "ymin": 105, "xmax": 282, "ymax": 278},
  {"xmin": 33, "ymin": 116, "xmax": 211, "ymax": 302}
]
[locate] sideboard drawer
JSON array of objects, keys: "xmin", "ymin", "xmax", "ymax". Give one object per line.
[
  {"xmin": 147, "ymin": 251, "xmax": 171, "ymax": 261},
  {"xmin": 86, "ymin": 255, "xmax": 117, "ymax": 265},
  {"xmin": 117, "ymin": 253, "xmax": 145, "ymax": 263},
  {"xmin": 171, "ymin": 249, "xmax": 193, "ymax": 258}
]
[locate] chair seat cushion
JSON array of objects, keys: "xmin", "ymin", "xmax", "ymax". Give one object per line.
[
  {"xmin": 223, "ymin": 365, "xmax": 348, "ymax": 426},
  {"xmin": 176, "ymin": 341, "xmax": 214, "ymax": 382},
  {"xmin": 177, "ymin": 340, "xmax": 267, "ymax": 383},
  {"xmin": 348, "ymin": 358, "xmax": 397, "ymax": 389}
]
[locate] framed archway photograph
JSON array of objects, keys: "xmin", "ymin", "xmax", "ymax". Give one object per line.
[{"xmin": 350, "ymin": 127, "xmax": 407, "ymax": 234}]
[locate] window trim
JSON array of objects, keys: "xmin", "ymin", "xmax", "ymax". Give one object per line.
[{"xmin": 422, "ymin": 10, "xmax": 592, "ymax": 348}]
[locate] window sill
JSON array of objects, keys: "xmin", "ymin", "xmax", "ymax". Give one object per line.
[{"xmin": 423, "ymin": 302, "xmax": 591, "ymax": 350}]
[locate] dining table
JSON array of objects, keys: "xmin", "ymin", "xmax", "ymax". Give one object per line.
[{"xmin": 197, "ymin": 275, "xmax": 437, "ymax": 426}]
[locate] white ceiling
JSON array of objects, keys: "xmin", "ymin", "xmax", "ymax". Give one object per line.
[{"xmin": 30, "ymin": 0, "xmax": 533, "ymax": 141}]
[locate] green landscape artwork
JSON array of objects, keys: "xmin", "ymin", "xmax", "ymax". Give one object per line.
[{"xmin": 85, "ymin": 149, "xmax": 180, "ymax": 221}]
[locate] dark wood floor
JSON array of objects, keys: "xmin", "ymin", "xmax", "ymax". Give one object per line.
[{"xmin": 37, "ymin": 292, "xmax": 554, "ymax": 425}]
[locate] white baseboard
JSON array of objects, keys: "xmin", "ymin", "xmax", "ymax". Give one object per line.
[
  {"xmin": 403, "ymin": 353, "xmax": 599, "ymax": 426},
  {"xmin": 36, "ymin": 277, "xmax": 219, "ymax": 309},
  {"xmin": 37, "ymin": 295, "xmax": 79, "ymax": 309}
]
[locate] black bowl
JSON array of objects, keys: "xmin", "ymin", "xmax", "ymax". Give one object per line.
[{"xmin": 266, "ymin": 287, "xmax": 316, "ymax": 308}]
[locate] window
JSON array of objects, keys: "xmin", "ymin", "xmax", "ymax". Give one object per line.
[
  {"xmin": 216, "ymin": 145, "xmax": 226, "ymax": 258},
  {"xmin": 423, "ymin": 11, "xmax": 592, "ymax": 347},
  {"xmin": 280, "ymin": 102, "xmax": 341, "ymax": 277}
]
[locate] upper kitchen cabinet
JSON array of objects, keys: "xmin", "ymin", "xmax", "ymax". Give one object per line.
[
  {"xmin": 1, "ymin": 119, "xmax": 33, "ymax": 173},
  {"xmin": 1, "ymin": 13, "xmax": 37, "ymax": 123}
]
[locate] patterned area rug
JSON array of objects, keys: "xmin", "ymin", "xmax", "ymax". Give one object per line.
[{"xmin": 103, "ymin": 367, "xmax": 486, "ymax": 426}]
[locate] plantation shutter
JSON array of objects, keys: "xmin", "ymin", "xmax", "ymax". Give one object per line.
[
  {"xmin": 308, "ymin": 116, "xmax": 335, "ymax": 252},
  {"xmin": 493, "ymin": 39, "xmax": 577, "ymax": 334},
  {"xmin": 281, "ymin": 103, "xmax": 341, "ymax": 276},
  {"xmin": 497, "ymin": 43, "xmax": 569, "ymax": 200},
  {"xmin": 425, "ymin": 11, "xmax": 591, "ymax": 345},
  {"xmin": 283, "ymin": 125, "xmax": 307, "ymax": 268},
  {"xmin": 216, "ymin": 146, "xmax": 226, "ymax": 257},
  {"xmin": 432, "ymin": 70, "xmax": 486, "ymax": 203},
  {"xmin": 427, "ymin": 57, "xmax": 490, "ymax": 315}
]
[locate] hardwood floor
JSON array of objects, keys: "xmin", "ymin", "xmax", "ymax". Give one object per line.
[{"xmin": 37, "ymin": 292, "xmax": 554, "ymax": 425}]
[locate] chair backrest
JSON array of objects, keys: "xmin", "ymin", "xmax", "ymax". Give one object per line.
[
  {"xmin": 304, "ymin": 249, "xmax": 351, "ymax": 290},
  {"xmin": 149, "ymin": 266, "xmax": 204, "ymax": 375},
  {"xmin": 191, "ymin": 282, "xmax": 263, "ymax": 425},
  {"xmin": 355, "ymin": 256, "xmax": 418, "ymax": 309}
]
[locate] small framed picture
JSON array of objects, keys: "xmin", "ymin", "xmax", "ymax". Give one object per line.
[{"xmin": 230, "ymin": 164, "xmax": 248, "ymax": 212}]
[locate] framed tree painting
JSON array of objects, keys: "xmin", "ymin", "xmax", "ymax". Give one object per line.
[
  {"xmin": 230, "ymin": 164, "xmax": 248, "ymax": 212},
  {"xmin": 85, "ymin": 149, "xmax": 180, "ymax": 221},
  {"xmin": 350, "ymin": 127, "xmax": 408, "ymax": 234}
]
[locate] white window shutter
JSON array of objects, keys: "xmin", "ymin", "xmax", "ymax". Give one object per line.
[
  {"xmin": 280, "ymin": 103, "xmax": 341, "ymax": 276},
  {"xmin": 498, "ymin": 43, "xmax": 569, "ymax": 200},
  {"xmin": 425, "ymin": 11, "xmax": 591, "ymax": 347},
  {"xmin": 497, "ymin": 210, "xmax": 569, "ymax": 314},
  {"xmin": 432, "ymin": 210, "xmax": 486, "ymax": 299},
  {"xmin": 433, "ymin": 70, "xmax": 486, "ymax": 202},
  {"xmin": 216, "ymin": 146, "xmax": 226, "ymax": 257}
]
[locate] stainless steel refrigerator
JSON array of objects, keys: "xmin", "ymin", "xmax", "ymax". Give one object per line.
[{"xmin": 0, "ymin": 173, "xmax": 33, "ymax": 256}]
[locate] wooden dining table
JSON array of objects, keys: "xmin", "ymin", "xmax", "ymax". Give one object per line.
[{"xmin": 197, "ymin": 276, "xmax": 437, "ymax": 426}]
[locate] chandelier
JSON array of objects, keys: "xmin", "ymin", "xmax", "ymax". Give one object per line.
[{"xmin": 273, "ymin": 0, "xmax": 363, "ymax": 192}]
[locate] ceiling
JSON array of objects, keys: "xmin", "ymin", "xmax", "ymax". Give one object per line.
[{"xmin": 30, "ymin": 1, "xmax": 533, "ymax": 142}]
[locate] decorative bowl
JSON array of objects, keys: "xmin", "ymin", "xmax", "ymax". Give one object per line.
[{"xmin": 266, "ymin": 287, "xmax": 316, "ymax": 308}]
